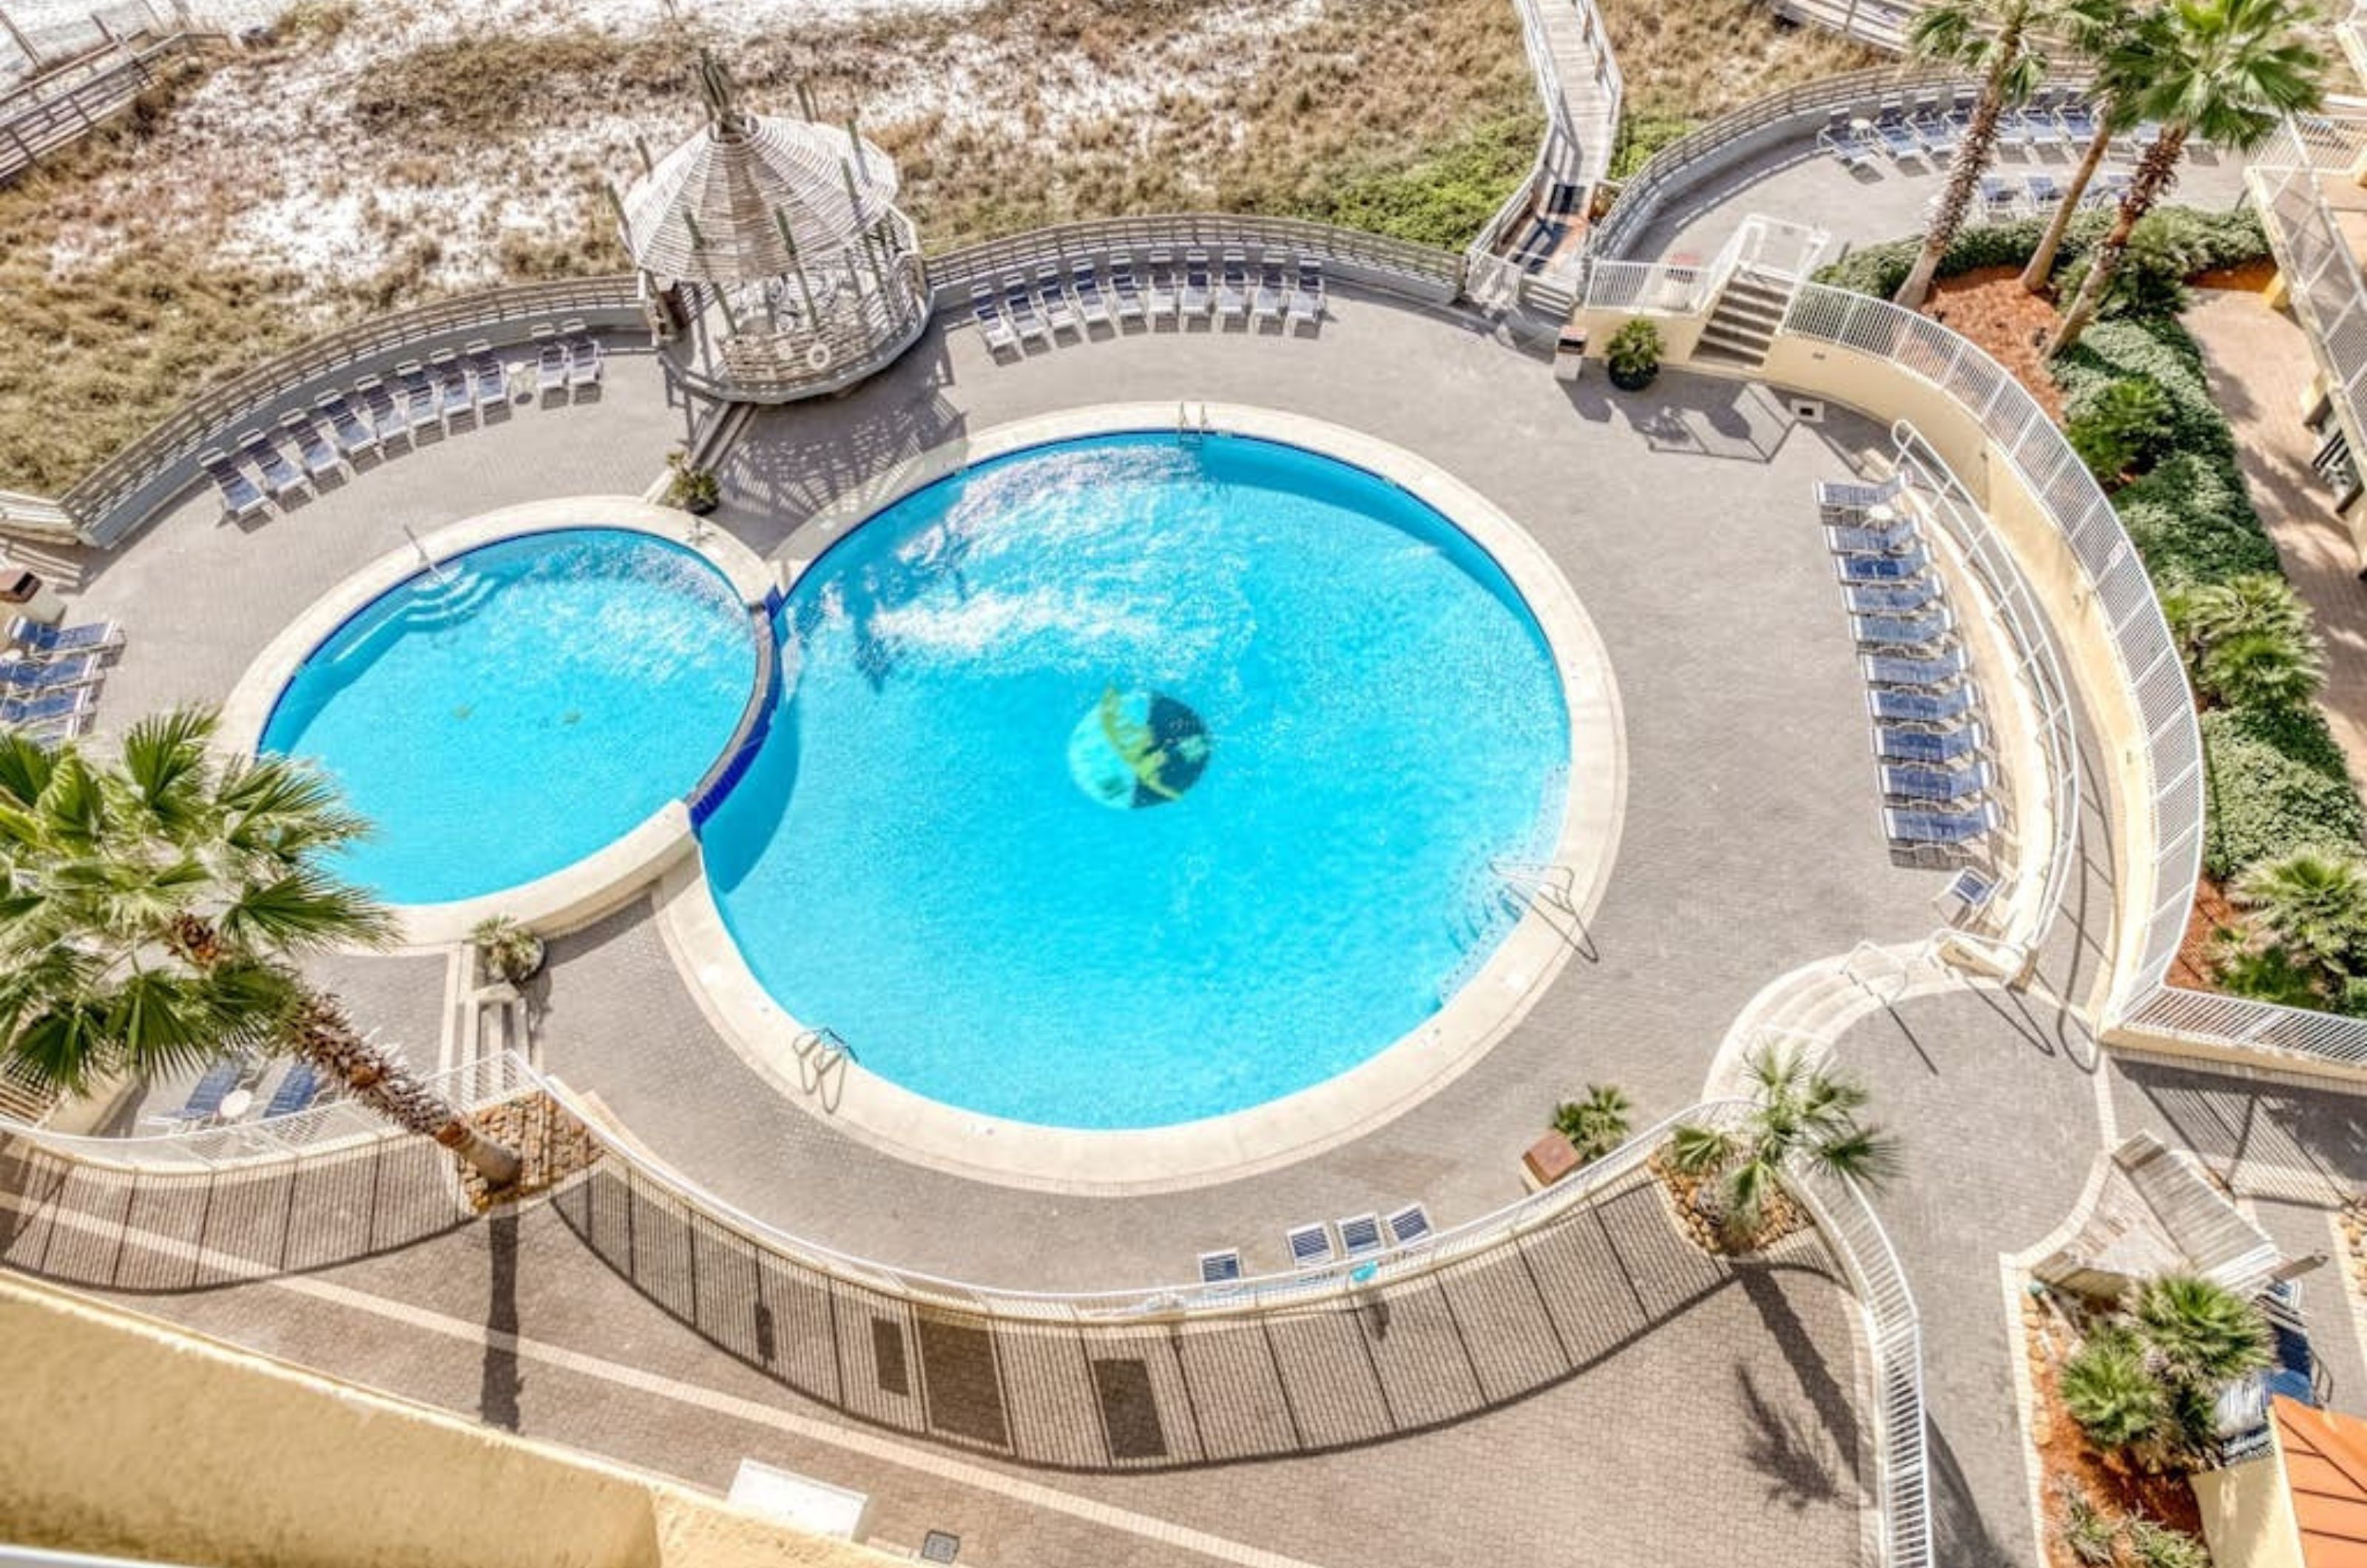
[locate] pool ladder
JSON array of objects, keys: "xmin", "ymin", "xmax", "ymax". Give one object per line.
[
  {"xmin": 1177, "ymin": 402, "xmax": 1213, "ymax": 446},
  {"xmin": 792, "ymin": 1026, "xmax": 857, "ymax": 1109},
  {"xmin": 1490, "ymin": 857, "xmax": 1598, "ymax": 962}
]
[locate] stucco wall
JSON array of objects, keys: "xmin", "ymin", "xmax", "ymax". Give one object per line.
[
  {"xmin": 2195, "ymin": 1453, "xmax": 2308, "ymax": 1568},
  {"xmin": 0, "ymin": 1274, "xmax": 896, "ymax": 1568}
]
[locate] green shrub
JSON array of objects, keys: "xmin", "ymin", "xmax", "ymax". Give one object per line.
[
  {"xmin": 2201, "ymin": 708, "xmax": 2366, "ymax": 879},
  {"xmin": 2060, "ymin": 1325, "xmax": 2170, "ymax": 1450},
  {"xmin": 1610, "ymin": 114, "xmax": 1700, "ymax": 179},
  {"xmin": 2125, "ymin": 1519, "xmax": 2212, "ymax": 1568},
  {"xmin": 1605, "ymin": 318, "xmax": 1664, "ymax": 383},
  {"xmin": 1302, "ymin": 112, "xmax": 1540, "ymax": 249},
  {"xmin": 2066, "ymin": 377, "xmax": 2175, "ymax": 484},
  {"xmin": 1811, "ymin": 204, "xmax": 2267, "ymax": 299},
  {"xmin": 2055, "ymin": 1481, "xmax": 2121, "ymax": 1567}
]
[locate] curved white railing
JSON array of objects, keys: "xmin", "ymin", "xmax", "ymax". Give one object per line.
[{"xmin": 1775, "ymin": 283, "xmax": 2205, "ymax": 1024}]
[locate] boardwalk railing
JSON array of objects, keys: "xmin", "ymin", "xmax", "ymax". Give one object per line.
[
  {"xmin": 2246, "ymin": 115, "xmax": 2367, "ymax": 517},
  {"xmin": 50, "ymin": 274, "xmax": 644, "ymax": 547},
  {"xmin": 0, "ymin": 27, "xmax": 218, "ymax": 183},
  {"xmin": 928, "ymin": 214, "xmax": 1465, "ymax": 311},
  {"xmin": 1590, "ymin": 67, "xmax": 1980, "ymax": 261}
]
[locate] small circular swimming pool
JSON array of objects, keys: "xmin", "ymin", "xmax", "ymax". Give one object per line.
[
  {"xmin": 698, "ymin": 433, "xmax": 1577, "ymax": 1131},
  {"xmin": 261, "ymin": 527, "xmax": 758, "ymax": 905}
]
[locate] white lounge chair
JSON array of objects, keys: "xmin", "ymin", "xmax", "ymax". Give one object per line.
[
  {"xmin": 1289, "ymin": 259, "xmax": 1325, "ymax": 329},
  {"xmin": 1070, "ymin": 263, "xmax": 1112, "ymax": 329},
  {"xmin": 1385, "ymin": 1203, "xmax": 1433, "ymax": 1247},
  {"xmin": 1198, "ymin": 1248, "xmax": 1243, "ymax": 1285},
  {"xmin": 970, "ymin": 283, "xmax": 1020, "ymax": 356},
  {"xmin": 1286, "ymin": 1222, "xmax": 1334, "ymax": 1269},
  {"xmin": 199, "ymin": 449, "xmax": 267, "ymax": 521},
  {"xmin": 1337, "ymin": 1213, "xmax": 1385, "ymax": 1258},
  {"xmin": 1107, "ymin": 254, "xmax": 1147, "ymax": 325}
]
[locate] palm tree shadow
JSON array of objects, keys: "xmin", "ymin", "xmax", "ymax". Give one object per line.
[{"xmin": 481, "ymin": 1207, "xmax": 522, "ymax": 1430}]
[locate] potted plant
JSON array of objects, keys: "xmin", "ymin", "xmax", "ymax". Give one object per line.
[
  {"xmin": 471, "ymin": 915, "xmax": 546, "ymax": 987},
  {"xmin": 1604, "ymin": 318, "xmax": 1663, "ymax": 392},
  {"xmin": 1551, "ymin": 1083, "xmax": 1632, "ymax": 1166},
  {"xmin": 664, "ymin": 450, "xmax": 721, "ymax": 516}
]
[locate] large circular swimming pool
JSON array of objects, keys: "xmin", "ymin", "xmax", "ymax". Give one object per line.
[
  {"xmin": 699, "ymin": 433, "xmax": 1573, "ymax": 1130},
  {"xmin": 261, "ymin": 527, "xmax": 758, "ymax": 905}
]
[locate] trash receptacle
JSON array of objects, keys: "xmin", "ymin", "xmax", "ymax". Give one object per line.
[{"xmin": 1554, "ymin": 328, "xmax": 1589, "ymax": 382}]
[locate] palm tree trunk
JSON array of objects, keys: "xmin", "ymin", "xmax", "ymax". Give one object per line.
[
  {"xmin": 286, "ymin": 990, "xmax": 522, "ymax": 1187},
  {"xmin": 1894, "ymin": 29, "xmax": 2023, "ymax": 309},
  {"xmin": 2044, "ymin": 124, "xmax": 2189, "ymax": 357},
  {"xmin": 2022, "ymin": 114, "xmax": 2117, "ymax": 293}
]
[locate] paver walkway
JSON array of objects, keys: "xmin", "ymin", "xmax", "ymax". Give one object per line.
[{"xmin": 2184, "ymin": 287, "xmax": 2367, "ymax": 795}]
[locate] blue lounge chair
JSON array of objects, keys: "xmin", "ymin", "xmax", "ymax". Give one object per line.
[
  {"xmin": 280, "ymin": 412, "xmax": 342, "ymax": 478},
  {"xmin": 1034, "ymin": 266, "xmax": 1080, "ymax": 337},
  {"xmin": 1875, "ymin": 114, "xmax": 1923, "ymax": 162},
  {"xmin": 2025, "ymin": 171, "xmax": 2063, "ymax": 209},
  {"xmin": 1869, "ymin": 685, "xmax": 1977, "ymax": 726},
  {"xmin": 1198, "ymin": 1248, "xmax": 1243, "ymax": 1285},
  {"xmin": 237, "ymin": 430, "xmax": 308, "ymax": 500},
  {"xmin": 394, "ymin": 362, "xmax": 442, "ymax": 433},
  {"xmin": 1107, "ymin": 256, "xmax": 1147, "ymax": 325},
  {"xmin": 1337, "ymin": 1213, "xmax": 1385, "ymax": 1258},
  {"xmin": 7, "ymin": 616, "xmax": 119, "ymax": 656},
  {"xmin": 1817, "ymin": 123, "xmax": 1878, "ymax": 173},
  {"xmin": 0, "ymin": 685, "xmax": 93, "ymax": 724},
  {"xmin": 0, "ymin": 653, "xmax": 99, "ymax": 691},
  {"xmin": 172, "ymin": 1058, "xmax": 243, "ymax": 1123},
  {"xmin": 1286, "ymin": 1222, "xmax": 1334, "ymax": 1269},
  {"xmin": 536, "ymin": 339, "xmax": 573, "ymax": 391},
  {"xmin": 354, "ymin": 376, "xmax": 403, "ymax": 440},
  {"xmin": 1145, "ymin": 249, "xmax": 1180, "ymax": 319},
  {"xmin": 1070, "ymin": 263, "xmax": 1112, "ymax": 330},
  {"xmin": 1182, "ymin": 251, "xmax": 1215, "ymax": 316},
  {"xmin": 432, "ymin": 355, "xmax": 476, "ymax": 421},
  {"xmin": 467, "ymin": 344, "xmax": 511, "ymax": 408},
  {"xmin": 1844, "ymin": 580, "xmax": 1940, "ymax": 615},
  {"xmin": 1877, "ymin": 721, "xmax": 1985, "ymax": 764},
  {"xmin": 1863, "ymin": 649, "xmax": 1971, "ymax": 689},
  {"xmin": 317, "ymin": 391, "xmax": 379, "ymax": 459},
  {"xmin": 970, "ymin": 284, "xmax": 1020, "ymax": 356},
  {"xmin": 1291, "ymin": 259, "xmax": 1326, "ymax": 328},
  {"xmin": 263, "ymin": 1061, "xmax": 323, "ymax": 1118},
  {"xmin": 1884, "ymin": 800, "xmax": 2000, "ymax": 845},
  {"xmin": 1385, "ymin": 1203, "xmax": 1434, "ymax": 1246},
  {"xmin": 1002, "ymin": 277, "xmax": 1048, "ymax": 343},
  {"xmin": 1218, "ymin": 253, "xmax": 1252, "ymax": 322},
  {"xmin": 1817, "ymin": 473, "xmax": 1911, "ymax": 511},
  {"xmin": 1837, "ymin": 546, "xmax": 1930, "ymax": 583},
  {"xmin": 1828, "ymin": 518, "xmax": 1920, "ymax": 555},
  {"xmin": 1853, "ymin": 609, "xmax": 1954, "ymax": 648},
  {"xmin": 1881, "ymin": 760, "xmax": 1993, "ymax": 802},
  {"xmin": 2057, "ymin": 103, "xmax": 2100, "ymax": 143},
  {"xmin": 199, "ymin": 448, "xmax": 269, "ymax": 521},
  {"xmin": 1254, "ymin": 264, "xmax": 1288, "ymax": 325}
]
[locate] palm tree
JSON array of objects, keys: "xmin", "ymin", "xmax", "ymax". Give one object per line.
[
  {"xmin": 2022, "ymin": 0, "xmax": 2166, "ymax": 293},
  {"xmin": 2059, "ymin": 1324, "xmax": 2172, "ymax": 1450},
  {"xmin": 1894, "ymin": 0, "xmax": 2069, "ymax": 308},
  {"xmin": 2202, "ymin": 624, "xmax": 2327, "ymax": 709},
  {"xmin": 2129, "ymin": 1274, "xmax": 2272, "ymax": 1390},
  {"xmin": 2165, "ymin": 572, "xmax": 2325, "ymax": 708},
  {"xmin": 2044, "ymin": 0, "xmax": 2323, "ymax": 355},
  {"xmin": 1553, "ymin": 1083, "xmax": 1633, "ymax": 1163},
  {"xmin": 0, "ymin": 709, "xmax": 521, "ymax": 1186},
  {"xmin": 2229, "ymin": 848, "xmax": 2367, "ymax": 987},
  {"xmin": 1668, "ymin": 1042, "xmax": 1900, "ymax": 1247}
]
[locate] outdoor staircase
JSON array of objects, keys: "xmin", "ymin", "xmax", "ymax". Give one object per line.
[{"xmin": 1692, "ymin": 269, "xmax": 1794, "ymax": 371}]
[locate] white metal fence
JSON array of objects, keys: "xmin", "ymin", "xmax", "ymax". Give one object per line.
[
  {"xmin": 1777, "ymin": 283, "xmax": 2206, "ymax": 1023},
  {"xmin": 2246, "ymin": 116, "xmax": 2367, "ymax": 516}
]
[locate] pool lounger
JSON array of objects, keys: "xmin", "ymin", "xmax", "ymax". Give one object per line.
[
  {"xmin": 316, "ymin": 391, "xmax": 380, "ymax": 459},
  {"xmin": 0, "ymin": 652, "xmax": 100, "ymax": 691},
  {"xmin": 1880, "ymin": 760, "xmax": 1993, "ymax": 803},
  {"xmin": 466, "ymin": 342, "xmax": 511, "ymax": 407},
  {"xmin": 236, "ymin": 430, "xmax": 308, "ymax": 500},
  {"xmin": 1034, "ymin": 266, "xmax": 1080, "ymax": 336},
  {"xmin": 1979, "ymin": 173, "xmax": 2017, "ymax": 219},
  {"xmin": 174, "ymin": 1058, "xmax": 244, "ymax": 1124},
  {"xmin": 1218, "ymin": 251, "xmax": 1252, "ymax": 321},
  {"xmin": 1070, "ymin": 263, "xmax": 1112, "ymax": 328},
  {"xmin": 1815, "ymin": 473, "xmax": 1911, "ymax": 512},
  {"xmin": 2025, "ymin": 171, "xmax": 2062, "ymax": 208},
  {"xmin": 430, "ymin": 353, "xmax": 476, "ymax": 422},
  {"xmin": 1182, "ymin": 251, "xmax": 1215, "ymax": 316},
  {"xmin": 1836, "ymin": 545, "xmax": 1930, "ymax": 583},
  {"xmin": 1868, "ymin": 684, "xmax": 1977, "ymax": 726},
  {"xmin": 280, "ymin": 411, "xmax": 343, "ymax": 478},
  {"xmin": 354, "ymin": 375, "xmax": 403, "ymax": 439},
  {"xmin": 8, "ymin": 616, "xmax": 120, "ymax": 657},
  {"xmin": 1884, "ymin": 800, "xmax": 2002, "ymax": 847},
  {"xmin": 1852, "ymin": 608, "xmax": 1954, "ymax": 648},
  {"xmin": 1144, "ymin": 249, "xmax": 1180, "ymax": 317},
  {"xmin": 1002, "ymin": 278, "xmax": 1048, "ymax": 342},
  {"xmin": 0, "ymin": 686, "xmax": 93, "ymax": 725},
  {"xmin": 536, "ymin": 339, "xmax": 573, "ymax": 390},
  {"xmin": 1844, "ymin": 579, "xmax": 1941, "ymax": 615},
  {"xmin": 1876, "ymin": 720, "xmax": 1985, "ymax": 764},
  {"xmin": 394, "ymin": 362, "xmax": 442, "ymax": 431},
  {"xmin": 1291, "ymin": 260, "xmax": 1325, "ymax": 328},
  {"xmin": 1107, "ymin": 257, "xmax": 1147, "ymax": 325},
  {"xmin": 1385, "ymin": 1202, "xmax": 1434, "ymax": 1247},
  {"xmin": 1875, "ymin": 116, "xmax": 1922, "ymax": 161},
  {"xmin": 1254, "ymin": 265, "xmax": 1288, "ymax": 323},
  {"xmin": 568, "ymin": 337, "xmax": 604, "ymax": 388},
  {"xmin": 1863, "ymin": 648, "xmax": 1971, "ymax": 689},
  {"xmin": 1826, "ymin": 518, "xmax": 1919, "ymax": 555},
  {"xmin": 1286, "ymin": 1221, "xmax": 1336, "ymax": 1270},
  {"xmin": 263, "ymin": 1061, "xmax": 323, "ymax": 1118},
  {"xmin": 970, "ymin": 284, "xmax": 1020, "ymax": 356},
  {"xmin": 200, "ymin": 448, "xmax": 268, "ymax": 521},
  {"xmin": 1337, "ymin": 1212, "xmax": 1385, "ymax": 1259},
  {"xmin": 1198, "ymin": 1248, "xmax": 1244, "ymax": 1285}
]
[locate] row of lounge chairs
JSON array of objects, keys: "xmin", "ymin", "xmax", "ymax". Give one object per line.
[
  {"xmin": 1818, "ymin": 472, "xmax": 2002, "ymax": 861},
  {"xmin": 971, "ymin": 251, "xmax": 1326, "ymax": 357},
  {"xmin": 1197, "ymin": 1201, "xmax": 1434, "ymax": 1285},
  {"xmin": 140, "ymin": 1056, "xmax": 323, "ymax": 1130},
  {"xmin": 1968, "ymin": 167, "xmax": 2133, "ymax": 221},
  {"xmin": 1819, "ymin": 94, "xmax": 2159, "ymax": 177},
  {"xmin": 199, "ymin": 330, "xmax": 607, "ymax": 524},
  {"xmin": 0, "ymin": 615, "xmax": 121, "ymax": 745}
]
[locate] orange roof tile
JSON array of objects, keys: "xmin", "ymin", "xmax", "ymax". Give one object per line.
[{"xmin": 2278, "ymin": 1396, "xmax": 2367, "ymax": 1568}]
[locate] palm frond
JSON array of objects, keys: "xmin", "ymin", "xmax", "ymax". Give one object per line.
[{"xmin": 220, "ymin": 868, "xmax": 399, "ymax": 955}]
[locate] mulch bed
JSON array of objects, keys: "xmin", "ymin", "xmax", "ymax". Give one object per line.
[
  {"xmin": 458, "ymin": 1091, "xmax": 600, "ymax": 1213},
  {"xmin": 2192, "ymin": 259, "xmax": 2278, "ymax": 294},
  {"xmin": 1650, "ymin": 1149, "xmax": 1811, "ymax": 1257},
  {"xmin": 1921, "ymin": 266, "xmax": 2070, "ymax": 422},
  {"xmin": 2171, "ymin": 875, "xmax": 2241, "ymax": 992},
  {"xmin": 2026, "ymin": 1291, "xmax": 2209, "ymax": 1567}
]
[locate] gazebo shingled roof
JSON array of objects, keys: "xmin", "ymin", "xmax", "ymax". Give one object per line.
[{"xmin": 620, "ymin": 58, "xmax": 899, "ymax": 286}]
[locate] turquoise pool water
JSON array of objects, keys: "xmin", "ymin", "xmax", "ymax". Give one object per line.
[
  {"xmin": 261, "ymin": 528, "xmax": 757, "ymax": 905},
  {"xmin": 700, "ymin": 433, "xmax": 1572, "ymax": 1130}
]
